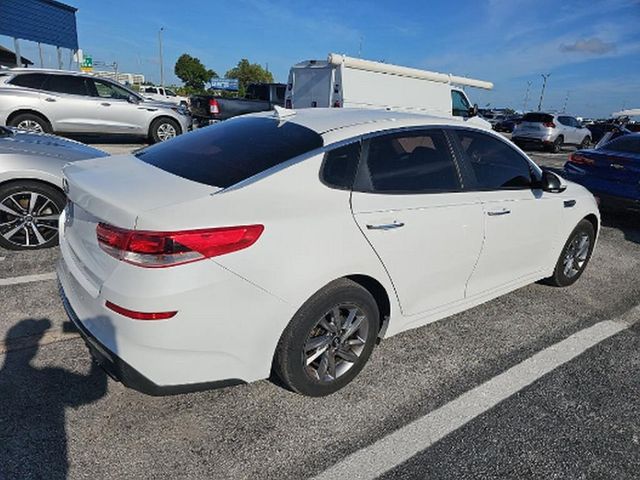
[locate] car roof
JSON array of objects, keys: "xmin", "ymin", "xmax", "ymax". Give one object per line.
[{"xmin": 246, "ymin": 108, "xmax": 487, "ymax": 144}]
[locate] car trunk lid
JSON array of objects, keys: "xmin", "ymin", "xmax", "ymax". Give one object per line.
[{"xmin": 62, "ymin": 154, "xmax": 219, "ymax": 290}]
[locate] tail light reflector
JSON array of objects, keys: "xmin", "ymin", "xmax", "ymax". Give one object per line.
[
  {"xmin": 568, "ymin": 153, "xmax": 595, "ymax": 165},
  {"xmin": 96, "ymin": 223, "xmax": 264, "ymax": 268},
  {"xmin": 105, "ymin": 301, "xmax": 177, "ymax": 320},
  {"xmin": 333, "ymin": 100, "xmax": 342, "ymax": 108},
  {"xmin": 544, "ymin": 121, "xmax": 556, "ymax": 128},
  {"xmin": 285, "ymin": 99, "xmax": 292, "ymax": 109},
  {"xmin": 209, "ymin": 98, "xmax": 220, "ymax": 114}
]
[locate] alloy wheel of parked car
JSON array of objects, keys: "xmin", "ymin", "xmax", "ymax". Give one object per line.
[
  {"xmin": 274, "ymin": 279, "xmax": 379, "ymax": 396},
  {"xmin": 550, "ymin": 136, "xmax": 564, "ymax": 153},
  {"xmin": 0, "ymin": 181, "xmax": 64, "ymax": 250},
  {"xmin": 150, "ymin": 118, "xmax": 181, "ymax": 143},
  {"xmin": 545, "ymin": 219, "xmax": 595, "ymax": 287},
  {"xmin": 8, "ymin": 113, "xmax": 51, "ymax": 134},
  {"xmin": 579, "ymin": 136, "xmax": 591, "ymax": 149}
]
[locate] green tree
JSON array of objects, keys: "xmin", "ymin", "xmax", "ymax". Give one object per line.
[
  {"xmin": 174, "ymin": 54, "xmax": 217, "ymax": 91},
  {"xmin": 225, "ymin": 59, "xmax": 274, "ymax": 96}
]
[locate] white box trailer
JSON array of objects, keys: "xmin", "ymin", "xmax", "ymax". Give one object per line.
[{"xmin": 285, "ymin": 53, "xmax": 493, "ymax": 127}]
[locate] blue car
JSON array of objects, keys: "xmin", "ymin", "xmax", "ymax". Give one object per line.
[{"xmin": 564, "ymin": 132, "xmax": 640, "ymax": 212}]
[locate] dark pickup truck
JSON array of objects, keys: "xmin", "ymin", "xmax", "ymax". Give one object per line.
[{"xmin": 190, "ymin": 83, "xmax": 286, "ymax": 125}]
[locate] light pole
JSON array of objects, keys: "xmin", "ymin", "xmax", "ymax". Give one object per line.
[
  {"xmin": 158, "ymin": 27, "xmax": 165, "ymax": 87},
  {"xmin": 538, "ymin": 73, "xmax": 550, "ymax": 111},
  {"xmin": 562, "ymin": 91, "xmax": 570, "ymax": 113},
  {"xmin": 523, "ymin": 80, "xmax": 532, "ymax": 112}
]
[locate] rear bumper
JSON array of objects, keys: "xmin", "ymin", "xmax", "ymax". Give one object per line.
[
  {"xmin": 512, "ymin": 135, "xmax": 554, "ymax": 147},
  {"xmin": 59, "ymin": 281, "xmax": 244, "ymax": 396}
]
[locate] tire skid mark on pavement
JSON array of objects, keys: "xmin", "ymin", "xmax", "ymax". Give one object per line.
[
  {"xmin": 0, "ymin": 328, "xmax": 80, "ymax": 355},
  {"xmin": 0, "ymin": 272, "xmax": 56, "ymax": 287},
  {"xmin": 312, "ymin": 304, "xmax": 640, "ymax": 480}
]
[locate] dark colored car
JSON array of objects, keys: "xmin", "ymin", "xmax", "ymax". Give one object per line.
[
  {"xmin": 494, "ymin": 115, "xmax": 522, "ymax": 133},
  {"xmin": 190, "ymin": 83, "xmax": 286, "ymax": 126},
  {"xmin": 564, "ymin": 131, "xmax": 640, "ymax": 211}
]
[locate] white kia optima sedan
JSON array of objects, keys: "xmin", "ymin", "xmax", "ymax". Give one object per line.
[{"xmin": 57, "ymin": 108, "xmax": 599, "ymax": 397}]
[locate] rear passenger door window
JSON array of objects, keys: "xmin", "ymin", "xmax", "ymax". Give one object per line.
[
  {"xmin": 322, "ymin": 141, "xmax": 361, "ymax": 190},
  {"xmin": 42, "ymin": 75, "xmax": 91, "ymax": 96},
  {"xmin": 355, "ymin": 129, "xmax": 460, "ymax": 194},
  {"xmin": 451, "ymin": 129, "xmax": 535, "ymax": 189}
]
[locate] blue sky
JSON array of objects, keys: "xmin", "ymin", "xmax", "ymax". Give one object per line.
[{"xmin": 3, "ymin": 0, "xmax": 639, "ymax": 117}]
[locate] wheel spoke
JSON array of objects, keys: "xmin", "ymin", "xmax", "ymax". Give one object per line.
[
  {"xmin": 34, "ymin": 213, "xmax": 60, "ymax": 222},
  {"xmin": 305, "ymin": 334, "xmax": 332, "ymax": 352},
  {"xmin": 3, "ymin": 221, "xmax": 26, "ymax": 240},
  {"xmin": 320, "ymin": 318, "xmax": 338, "ymax": 334},
  {"xmin": 28, "ymin": 192, "xmax": 39, "ymax": 214},
  {"xmin": 0, "ymin": 202, "xmax": 22, "ymax": 217},
  {"xmin": 36, "ymin": 198, "xmax": 52, "ymax": 215},
  {"xmin": 341, "ymin": 315, "xmax": 365, "ymax": 343},
  {"xmin": 327, "ymin": 350, "xmax": 336, "ymax": 379},
  {"xmin": 332, "ymin": 307, "xmax": 343, "ymax": 330},
  {"xmin": 31, "ymin": 224, "xmax": 46, "ymax": 244},
  {"xmin": 336, "ymin": 347, "xmax": 359, "ymax": 363},
  {"xmin": 35, "ymin": 223, "xmax": 58, "ymax": 231},
  {"xmin": 8, "ymin": 195, "xmax": 26, "ymax": 213},
  {"xmin": 317, "ymin": 353, "xmax": 329, "ymax": 378}
]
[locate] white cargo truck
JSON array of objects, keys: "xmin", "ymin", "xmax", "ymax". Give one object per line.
[{"xmin": 285, "ymin": 54, "xmax": 493, "ymax": 128}]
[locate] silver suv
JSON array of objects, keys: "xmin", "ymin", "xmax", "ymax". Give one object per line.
[
  {"xmin": 512, "ymin": 112, "xmax": 591, "ymax": 153},
  {"xmin": 0, "ymin": 69, "xmax": 191, "ymax": 143}
]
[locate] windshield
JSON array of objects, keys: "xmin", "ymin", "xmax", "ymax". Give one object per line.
[{"xmin": 135, "ymin": 117, "xmax": 324, "ymax": 188}]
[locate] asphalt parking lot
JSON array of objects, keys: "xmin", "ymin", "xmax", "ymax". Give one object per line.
[{"xmin": 1, "ymin": 140, "xmax": 639, "ymax": 479}]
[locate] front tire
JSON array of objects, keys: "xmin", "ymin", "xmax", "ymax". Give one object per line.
[
  {"xmin": 545, "ymin": 219, "xmax": 595, "ymax": 287},
  {"xmin": 273, "ymin": 279, "xmax": 379, "ymax": 396},
  {"xmin": 0, "ymin": 181, "xmax": 65, "ymax": 250},
  {"xmin": 149, "ymin": 117, "xmax": 181, "ymax": 143}
]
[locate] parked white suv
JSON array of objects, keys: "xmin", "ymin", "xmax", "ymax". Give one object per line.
[
  {"xmin": 512, "ymin": 112, "xmax": 592, "ymax": 152},
  {"xmin": 0, "ymin": 69, "xmax": 191, "ymax": 143},
  {"xmin": 139, "ymin": 85, "xmax": 189, "ymax": 106}
]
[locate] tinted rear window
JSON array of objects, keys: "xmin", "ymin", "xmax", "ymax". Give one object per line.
[
  {"xmin": 9, "ymin": 73, "xmax": 47, "ymax": 89},
  {"xmin": 522, "ymin": 113, "xmax": 554, "ymax": 123},
  {"xmin": 605, "ymin": 135, "xmax": 640, "ymax": 154},
  {"xmin": 135, "ymin": 117, "xmax": 323, "ymax": 188}
]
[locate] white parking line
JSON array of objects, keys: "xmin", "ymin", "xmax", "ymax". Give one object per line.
[
  {"xmin": 0, "ymin": 272, "xmax": 57, "ymax": 287},
  {"xmin": 312, "ymin": 306, "xmax": 640, "ymax": 480}
]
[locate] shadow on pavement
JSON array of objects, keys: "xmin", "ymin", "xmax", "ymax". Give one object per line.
[
  {"xmin": 0, "ymin": 318, "xmax": 109, "ymax": 480},
  {"xmin": 601, "ymin": 210, "xmax": 640, "ymax": 245}
]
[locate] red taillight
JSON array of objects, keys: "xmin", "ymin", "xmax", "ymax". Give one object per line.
[
  {"xmin": 105, "ymin": 301, "xmax": 177, "ymax": 320},
  {"xmin": 96, "ymin": 223, "xmax": 264, "ymax": 268},
  {"xmin": 333, "ymin": 100, "xmax": 342, "ymax": 108},
  {"xmin": 569, "ymin": 152, "xmax": 595, "ymax": 165},
  {"xmin": 544, "ymin": 121, "xmax": 556, "ymax": 128},
  {"xmin": 209, "ymin": 98, "xmax": 220, "ymax": 114},
  {"xmin": 285, "ymin": 99, "xmax": 292, "ymax": 109}
]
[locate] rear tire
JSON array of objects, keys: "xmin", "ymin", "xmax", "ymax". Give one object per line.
[
  {"xmin": 273, "ymin": 279, "xmax": 379, "ymax": 396},
  {"xmin": 579, "ymin": 136, "xmax": 591, "ymax": 149},
  {"xmin": 8, "ymin": 113, "xmax": 52, "ymax": 134},
  {"xmin": 549, "ymin": 136, "xmax": 564, "ymax": 153},
  {"xmin": 0, "ymin": 181, "xmax": 65, "ymax": 250},
  {"xmin": 545, "ymin": 219, "xmax": 595, "ymax": 287},
  {"xmin": 149, "ymin": 117, "xmax": 181, "ymax": 144}
]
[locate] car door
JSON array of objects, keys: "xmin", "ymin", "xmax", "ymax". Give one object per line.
[
  {"xmin": 448, "ymin": 128, "xmax": 563, "ymax": 297},
  {"xmin": 558, "ymin": 116, "xmax": 578, "ymax": 144},
  {"xmin": 351, "ymin": 128, "xmax": 484, "ymax": 317},
  {"xmin": 39, "ymin": 74, "xmax": 101, "ymax": 133},
  {"xmin": 87, "ymin": 78, "xmax": 146, "ymax": 134}
]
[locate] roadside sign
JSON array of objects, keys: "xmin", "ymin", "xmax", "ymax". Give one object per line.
[
  {"xmin": 210, "ymin": 78, "xmax": 239, "ymax": 91},
  {"xmin": 81, "ymin": 55, "xmax": 93, "ymax": 72}
]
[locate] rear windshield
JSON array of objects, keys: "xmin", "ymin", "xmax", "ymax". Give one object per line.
[
  {"xmin": 135, "ymin": 117, "xmax": 323, "ymax": 188},
  {"xmin": 522, "ymin": 113, "xmax": 554, "ymax": 123}
]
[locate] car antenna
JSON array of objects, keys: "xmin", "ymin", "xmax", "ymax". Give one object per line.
[{"xmin": 273, "ymin": 105, "xmax": 296, "ymax": 121}]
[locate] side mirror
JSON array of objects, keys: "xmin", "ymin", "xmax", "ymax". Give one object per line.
[
  {"xmin": 127, "ymin": 94, "xmax": 140, "ymax": 104},
  {"xmin": 468, "ymin": 104, "xmax": 478, "ymax": 118},
  {"xmin": 539, "ymin": 170, "xmax": 567, "ymax": 193}
]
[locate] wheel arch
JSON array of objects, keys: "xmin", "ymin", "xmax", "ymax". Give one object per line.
[
  {"xmin": 345, "ymin": 274, "xmax": 392, "ymax": 336},
  {"xmin": 148, "ymin": 115, "xmax": 183, "ymax": 137},
  {"xmin": 0, "ymin": 176, "xmax": 64, "ymax": 196},
  {"xmin": 6, "ymin": 109, "xmax": 52, "ymax": 129},
  {"xmin": 583, "ymin": 213, "xmax": 599, "ymax": 236}
]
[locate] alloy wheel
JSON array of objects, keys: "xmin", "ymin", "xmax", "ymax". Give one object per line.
[
  {"xmin": 0, "ymin": 191, "xmax": 61, "ymax": 247},
  {"xmin": 563, "ymin": 232, "xmax": 590, "ymax": 279},
  {"xmin": 303, "ymin": 304, "xmax": 369, "ymax": 383},
  {"xmin": 156, "ymin": 123, "xmax": 177, "ymax": 141},
  {"xmin": 16, "ymin": 120, "xmax": 44, "ymax": 133}
]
